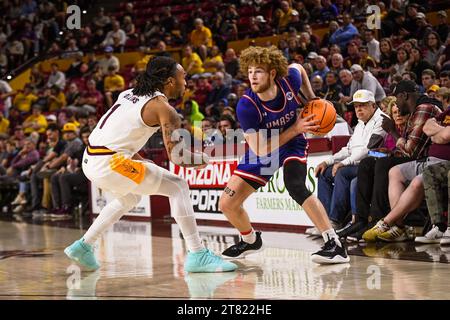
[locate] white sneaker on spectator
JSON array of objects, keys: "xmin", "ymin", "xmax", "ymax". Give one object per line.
[
  {"xmin": 415, "ymin": 225, "xmax": 443, "ymax": 244},
  {"xmin": 440, "ymin": 228, "xmax": 450, "ymax": 246},
  {"xmin": 11, "ymin": 195, "xmax": 25, "ymax": 206}
]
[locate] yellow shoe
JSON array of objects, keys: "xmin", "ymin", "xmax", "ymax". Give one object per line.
[
  {"xmin": 378, "ymin": 225, "xmax": 408, "ymax": 242},
  {"xmin": 362, "ymin": 220, "xmax": 390, "ymax": 242}
]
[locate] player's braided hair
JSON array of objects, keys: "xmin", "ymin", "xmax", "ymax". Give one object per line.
[
  {"xmin": 132, "ymin": 56, "xmax": 178, "ymax": 96},
  {"xmin": 239, "ymin": 46, "xmax": 288, "ymax": 78}
]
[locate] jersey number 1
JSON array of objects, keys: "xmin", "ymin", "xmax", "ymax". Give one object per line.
[{"xmin": 99, "ymin": 104, "xmax": 121, "ymax": 129}]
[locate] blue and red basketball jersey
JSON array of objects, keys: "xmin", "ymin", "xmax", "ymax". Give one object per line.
[{"xmin": 234, "ymin": 67, "xmax": 309, "ymax": 186}]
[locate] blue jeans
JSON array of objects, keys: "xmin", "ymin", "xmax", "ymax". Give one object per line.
[{"xmin": 318, "ymin": 165, "xmax": 359, "ymax": 223}]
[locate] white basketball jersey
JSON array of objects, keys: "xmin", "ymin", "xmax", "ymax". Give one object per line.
[{"xmin": 88, "ymin": 89, "xmax": 164, "ymax": 155}]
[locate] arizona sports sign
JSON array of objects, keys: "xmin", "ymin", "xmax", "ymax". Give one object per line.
[{"xmin": 169, "ymin": 153, "xmax": 331, "ymax": 227}]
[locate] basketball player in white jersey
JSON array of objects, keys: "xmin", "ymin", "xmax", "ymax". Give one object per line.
[{"xmin": 64, "ymin": 56, "xmax": 237, "ymax": 273}]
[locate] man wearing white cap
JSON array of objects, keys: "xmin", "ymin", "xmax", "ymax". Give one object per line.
[
  {"xmin": 315, "ymin": 89, "xmax": 387, "ymax": 229},
  {"xmin": 350, "ymin": 64, "xmax": 386, "ymax": 102}
]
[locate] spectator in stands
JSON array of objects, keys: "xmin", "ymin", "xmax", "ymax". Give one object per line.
[
  {"xmin": 338, "ymin": 69, "xmax": 353, "ymax": 102},
  {"xmin": 87, "ymin": 113, "xmax": 98, "ymax": 131},
  {"xmin": 409, "ymin": 46, "xmax": 433, "ymax": 83},
  {"xmin": 203, "ymin": 46, "xmax": 223, "ymax": 75},
  {"xmin": 311, "ymin": 75, "xmax": 324, "ymax": 97},
  {"xmin": 182, "ymin": 45, "xmax": 204, "ymax": 76},
  {"xmin": 92, "ymin": 7, "xmax": 111, "ymax": 29},
  {"xmin": 0, "ymin": 139, "xmax": 16, "ymax": 175},
  {"xmin": 218, "ymin": 114, "xmax": 243, "ymax": 144},
  {"xmin": 62, "ymin": 38, "xmax": 82, "ymax": 59},
  {"xmin": 321, "ymin": 21, "xmax": 339, "ymax": 48},
  {"xmin": 343, "ymin": 41, "xmax": 361, "ymax": 69},
  {"xmin": 99, "ymin": 46, "xmax": 120, "ymax": 74},
  {"xmin": 0, "ymin": 111, "xmax": 9, "ymax": 134},
  {"xmin": 391, "ymin": 47, "xmax": 410, "ymax": 80},
  {"xmin": 48, "ymin": 85, "xmax": 67, "ymax": 112},
  {"xmin": 46, "ymin": 63, "xmax": 66, "ymax": 90},
  {"xmin": 1, "ymin": 139, "xmax": 39, "ymax": 183},
  {"xmin": 329, "ymin": 13, "xmax": 358, "ymax": 51},
  {"xmin": 102, "ymin": 21, "xmax": 127, "ymax": 48},
  {"xmin": 298, "ymin": 32, "xmax": 318, "ymax": 60},
  {"xmin": 184, "ymin": 100, "xmax": 204, "ymax": 127},
  {"xmin": 311, "ymin": 55, "xmax": 330, "ymax": 81},
  {"xmin": 0, "ymin": 79, "xmax": 15, "ymax": 118},
  {"xmin": 50, "ymin": 127, "xmax": 90, "ymax": 218},
  {"xmin": 423, "ymin": 31, "xmax": 446, "ymax": 67},
  {"xmin": 372, "ymin": 38, "xmax": 397, "ymax": 88},
  {"xmin": 23, "ymin": 104, "xmax": 47, "ymax": 135},
  {"xmin": 350, "ymin": 64, "xmax": 386, "ymax": 102},
  {"xmin": 29, "ymin": 65, "xmax": 45, "ymax": 89},
  {"xmin": 316, "ymin": 88, "xmax": 386, "ymax": 229},
  {"xmin": 12, "ymin": 84, "xmax": 37, "ymax": 114},
  {"xmin": 382, "ymin": 98, "xmax": 409, "ymax": 151},
  {"xmin": 359, "ymin": 46, "xmax": 377, "ymax": 72},
  {"xmin": 439, "ymin": 71, "xmax": 450, "ymax": 89},
  {"xmin": 364, "ymin": 29, "xmax": 380, "ymax": 63},
  {"xmin": 421, "ymin": 69, "xmax": 437, "ymax": 93},
  {"xmin": 434, "ymin": 10, "xmax": 449, "ymax": 43},
  {"xmin": 414, "ymin": 12, "xmax": 434, "ymax": 47},
  {"xmin": 427, "ymin": 84, "xmax": 440, "ymax": 99},
  {"xmin": 435, "ymin": 87, "xmax": 450, "ymax": 109},
  {"xmin": 202, "ymin": 117, "xmax": 219, "ymax": 146},
  {"xmin": 329, "ymin": 53, "xmax": 344, "ymax": 74},
  {"xmin": 206, "ymin": 72, "xmax": 231, "ymax": 118},
  {"xmin": 320, "ymin": 0, "xmax": 338, "ymax": 23},
  {"xmin": 68, "ymin": 79, "xmax": 101, "ymax": 116},
  {"xmin": 224, "ymin": 48, "xmax": 239, "ymax": 78},
  {"xmin": 323, "ymin": 71, "xmax": 342, "ymax": 109},
  {"xmin": 363, "ymin": 102, "xmax": 449, "ymax": 242},
  {"xmin": 190, "ymin": 18, "xmax": 212, "ymax": 61},
  {"xmin": 341, "ymin": 80, "xmax": 442, "ymax": 241},
  {"xmin": 104, "ymin": 65, "xmax": 125, "ymax": 107},
  {"xmin": 274, "ymin": 1, "xmax": 296, "ymax": 33}
]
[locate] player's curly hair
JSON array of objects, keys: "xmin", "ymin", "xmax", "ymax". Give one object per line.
[
  {"xmin": 239, "ymin": 46, "xmax": 288, "ymax": 78},
  {"xmin": 132, "ymin": 56, "xmax": 178, "ymax": 96}
]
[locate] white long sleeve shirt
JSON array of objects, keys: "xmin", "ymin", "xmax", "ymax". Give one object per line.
[{"xmin": 325, "ymin": 108, "xmax": 387, "ymax": 166}]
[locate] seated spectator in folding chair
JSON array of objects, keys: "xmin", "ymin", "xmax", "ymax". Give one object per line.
[
  {"xmin": 314, "ymin": 90, "xmax": 387, "ymax": 232},
  {"xmin": 50, "ymin": 127, "xmax": 90, "ymax": 219},
  {"xmin": 362, "ymin": 106, "xmax": 450, "ymax": 242},
  {"xmin": 26, "ymin": 123, "xmax": 66, "ymax": 213},
  {"xmin": 0, "ymin": 139, "xmax": 39, "ymax": 183},
  {"xmin": 341, "ymin": 81, "xmax": 442, "ymax": 241}
]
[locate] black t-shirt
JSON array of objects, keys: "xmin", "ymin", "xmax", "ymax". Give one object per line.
[{"xmin": 53, "ymin": 139, "xmax": 67, "ymax": 156}]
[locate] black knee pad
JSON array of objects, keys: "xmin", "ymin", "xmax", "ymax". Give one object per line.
[{"xmin": 283, "ymin": 161, "xmax": 312, "ymax": 205}]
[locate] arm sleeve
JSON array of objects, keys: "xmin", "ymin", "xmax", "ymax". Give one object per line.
[{"xmin": 236, "ymin": 98, "xmax": 262, "ymax": 132}]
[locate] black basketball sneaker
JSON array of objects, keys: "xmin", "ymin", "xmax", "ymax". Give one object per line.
[
  {"xmin": 222, "ymin": 231, "xmax": 264, "ymax": 259},
  {"xmin": 311, "ymin": 237, "xmax": 350, "ymax": 264}
]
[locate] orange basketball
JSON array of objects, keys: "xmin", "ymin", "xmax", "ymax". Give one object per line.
[{"xmin": 300, "ymin": 99, "xmax": 337, "ymax": 135}]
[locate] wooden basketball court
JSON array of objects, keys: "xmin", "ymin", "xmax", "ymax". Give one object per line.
[{"xmin": 1, "ymin": 217, "xmax": 449, "ymax": 300}]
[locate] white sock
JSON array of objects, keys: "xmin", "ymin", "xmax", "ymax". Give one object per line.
[
  {"xmin": 83, "ymin": 199, "xmax": 129, "ymax": 245},
  {"xmin": 173, "ymin": 215, "xmax": 204, "ymax": 253},
  {"xmin": 241, "ymin": 229, "xmax": 256, "ymax": 244},
  {"xmin": 322, "ymin": 229, "xmax": 342, "ymax": 247}
]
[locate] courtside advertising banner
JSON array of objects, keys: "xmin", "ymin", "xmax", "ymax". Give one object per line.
[{"xmin": 170, "ymin": 152, "xmax": 331, "ymax": 226}]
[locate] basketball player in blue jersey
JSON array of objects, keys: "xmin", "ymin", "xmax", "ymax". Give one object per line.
[{"xmin": 219, "ymin": 46, "xmax": 350, "ymax": 264}]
